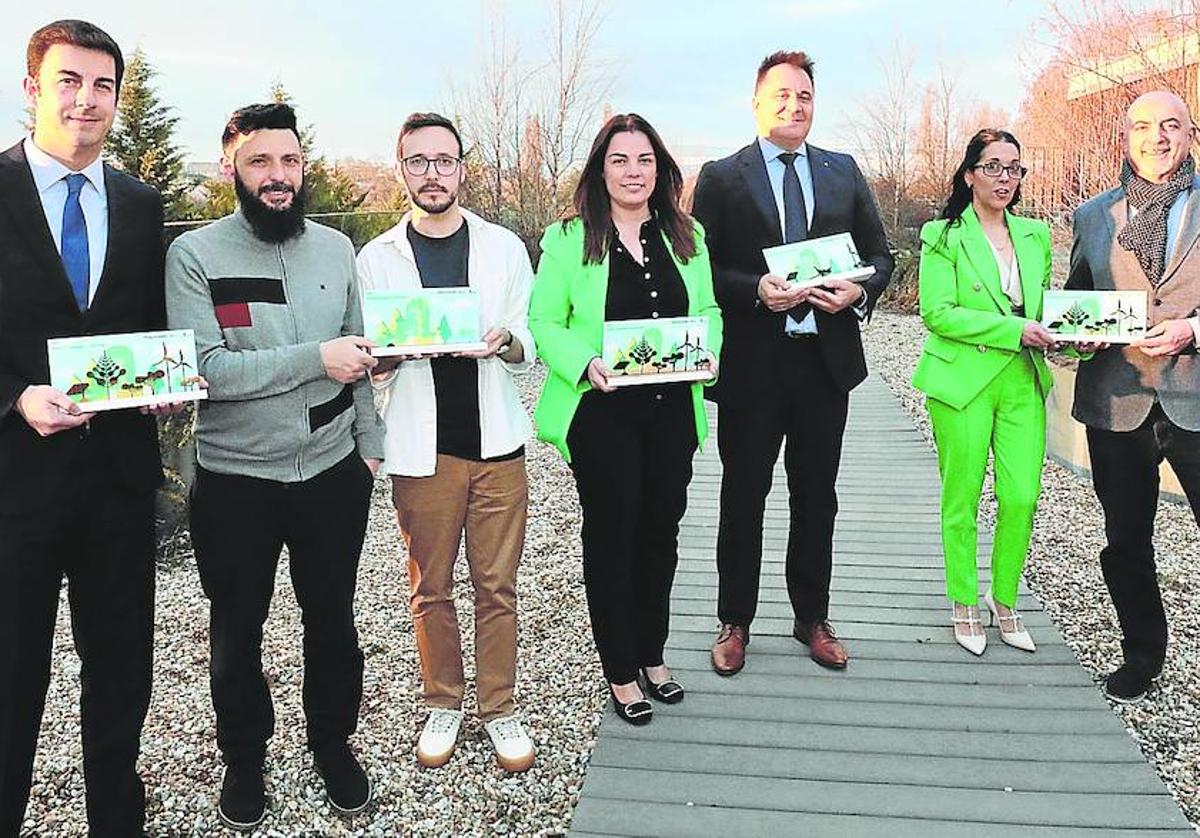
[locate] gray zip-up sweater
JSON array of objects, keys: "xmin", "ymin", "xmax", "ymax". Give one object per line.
[{"xmin": 166, "ymin": 211, "xmax": 384, "ymax": 482}]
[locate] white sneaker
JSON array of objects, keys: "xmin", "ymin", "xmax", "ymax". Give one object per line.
[
  {"xmin": 416, "ymin": 708, "xmax": 463, "ymax": 768},
  {"xmin": 484, "ymin": 714, "xmax": 536, "ymax": 773}
]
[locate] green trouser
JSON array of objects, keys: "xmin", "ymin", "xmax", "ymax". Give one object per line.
[{"xmin": 927, "ymin": 350, "xmax": 1046, "ymax": 608}]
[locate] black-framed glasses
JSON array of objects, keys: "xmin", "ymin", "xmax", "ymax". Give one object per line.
[
  {"xmin": 401, "ymin": 155, "xmax": 462, "ymax": 177},
  {"xmin": 973, "ymin": 161, "xmax": 1027, "ymax": 180}
]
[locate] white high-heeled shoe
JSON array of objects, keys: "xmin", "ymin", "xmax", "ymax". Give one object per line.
[
  {"xmin": 984, "ymin": 590, "xmax": 1036, "ymax": 652},
  {"xmin": 951, "ymin": 604, "xmax": 986, "ymax": 656}
]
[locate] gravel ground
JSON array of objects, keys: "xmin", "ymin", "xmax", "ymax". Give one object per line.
[
  {"xmin": 21, "ymin": 368, "xmax": 601, "ymax": 837},
  {"xmin": 863, "ymin": 309, "xmax": 1200, "ymax": 829}
]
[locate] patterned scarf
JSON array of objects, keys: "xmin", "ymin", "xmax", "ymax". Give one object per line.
[{"xmin": 1117, "ymin": 155, "xmax": 1195, "ymax": 285}]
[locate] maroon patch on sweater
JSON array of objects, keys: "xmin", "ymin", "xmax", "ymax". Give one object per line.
[{"xmin": 215, "ymin": 302, "xmax": 252, "ymax": 328}]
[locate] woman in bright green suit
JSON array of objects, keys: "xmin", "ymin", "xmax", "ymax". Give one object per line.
[
  {"xmin": 912, "ymin": 129, "xmax": 1056, "ymax": 656},
  {"xmin": 530, "ymin": 113, "xmax": 721, "ymax": 724}
]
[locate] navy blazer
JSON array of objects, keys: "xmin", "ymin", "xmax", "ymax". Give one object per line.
[
  {"xmin": 0, "ymin": 141, "xmax": 165, "ymax": 512},
  {"xmin": 692, "ymin": 140, "xmax": 894, "ymax": 398}
]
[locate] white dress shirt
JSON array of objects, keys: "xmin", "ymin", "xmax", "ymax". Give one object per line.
[
  {"xmin": 23, "ymin": 136, "xmax": 108, "ymax": 305},
  {"xmin": 984, "ymin": 237, "xmax": 1023, "ymax": 308},
  {"xmin": 758, "ymin": 137, "xmax": 819, "ymax": 334}
]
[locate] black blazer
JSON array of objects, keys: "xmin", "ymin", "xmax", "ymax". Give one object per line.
[
  {"xmin": 0, "ymin": 141, "xmax": 165, "ymax": 513},
  {"xmin": 692, "ymin": 140, "xmax": 894, "ymax": 399}
]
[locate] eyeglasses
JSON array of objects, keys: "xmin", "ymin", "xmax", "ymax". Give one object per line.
[
  {"xmin": 973, "ymin": 161, "xmax": 1027, "ymax": 180},
  {"xmin": 401, "ymin": 155, "xmax": 462, "ymax": 177}
]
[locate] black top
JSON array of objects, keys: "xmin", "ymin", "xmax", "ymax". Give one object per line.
[
  {"xmin": 604, "ymin": 218, "xmax": 690, "ymax": 405},
  {"xmin": 407, "ymin": 222, "xmax": 483, "ymax": 461},
  {"xmin": 605, "ymin": 218, "xmax": 689, "ymax": 320}
]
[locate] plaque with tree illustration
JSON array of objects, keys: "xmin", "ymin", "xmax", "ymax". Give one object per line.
[
  {"xmin": 1041, "ymin": 290, "xmax": 1148, "ymax": 343},
  {"xmin": 48, "ymin": 329, "xmax": 207, "ymax": 412},
  {"xmin": 762, "ymin": 232, "xmax": 876, "ymax": 289},
  {"xmin": 602, "ymin": 316, "xmax": 715, "ymax": 387},
  {"xmin": 362, "ymin": 288, "xmax": 489, "ymax": 357}
]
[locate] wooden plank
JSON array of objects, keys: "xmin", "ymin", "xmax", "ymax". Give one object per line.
[
  {"xmin": 618, "ymin": 670, "xmax": 1100, "ymax": 711},
  {"xmin": 570, "ymin": 798, "xmax": 1192, "ymax": 837},
  {"xmin": 670, "ymin": 615, "xmax": 1069, "ymax": 646},
  {"xmin": 667, "ymin": 599, "xmax": 1057, "ymax": 629},
  {"xmin": 661, "ymin": 649, "xmax": 1090, "ymax": 686},
  {"xmin": 662, "ymin": 629, "xmax": 1085, "ymax": 666},
  {"xmin": 578, "ymin": 767, "xmax": 1189, "ymax": 830},
  {"xmin": 588, "ymin": 738, "xmax": 1167, "ymax": 793}
]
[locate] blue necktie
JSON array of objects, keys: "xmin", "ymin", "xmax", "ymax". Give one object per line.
[{"xmin": 62, "ymin": 173, "xmax": 90, "ymax": 312}]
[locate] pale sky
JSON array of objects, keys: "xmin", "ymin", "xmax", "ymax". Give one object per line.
[{"xmin": 1, "ymin": 0, "xmax": 1060, "ymax": 167}]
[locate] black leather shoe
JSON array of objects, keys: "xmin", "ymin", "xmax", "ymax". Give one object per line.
[
  {"xmin": 1104, "ymin": 663, "xmax": 1157, "ymax": 705},
  {"xmin": 218, "ymin": 763, "xmax": 266, "ymax": 832},
  {"xmin": 609, "ymin": 686, "xmax": 653, "ymax": 725},
  {"xmin": 641, "ymin": 668, "xmax": 685, "ymax": 704},
  {"xmin": 313, "ymin": 743, "xmax": 373, "ymax": 815}
]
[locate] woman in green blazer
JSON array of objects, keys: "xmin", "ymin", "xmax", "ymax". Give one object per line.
[
  {"xmin": 912, "ymin": 129, "xmax": 1055, "ymax": 656},
  {"xmin": 530, "ymin": 114, "xmax": 722, "ymax": 724}
]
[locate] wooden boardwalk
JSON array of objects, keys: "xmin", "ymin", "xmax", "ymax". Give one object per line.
[{"xmin": 568, "ymin": 375, "xmax": 1194, "ymax": 837}]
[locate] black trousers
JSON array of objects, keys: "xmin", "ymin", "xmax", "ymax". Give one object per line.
[
  {"xmin": 568, "ymin": 388, "xmax": 698, "ymax": 685},
  {"xmin": 1087, "ymin": 404, "xmax": 1200, "ymax": 675},
  {"xmin": 190, "ymin": 453, "xmax": 373, "ymax": 767},
  {"xmin": 716, "ymin": 337, "xmax": 849, "ymax": 627},
  {"xmin": 0, "ymin": 462, "xmax": 155, "ymax": 838}
]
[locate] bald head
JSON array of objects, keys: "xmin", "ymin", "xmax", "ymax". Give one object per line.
[{"xmin": 1124, "ymin": 90, "xmax": 1196, "ymax": 183}]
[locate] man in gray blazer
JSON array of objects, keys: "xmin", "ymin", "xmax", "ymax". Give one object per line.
[{"xmin": 1067, "ymin": 89, "xmax": 1200, "ymax": 704}]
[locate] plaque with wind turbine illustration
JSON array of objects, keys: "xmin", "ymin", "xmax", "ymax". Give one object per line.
[
  {"xmin": 762, "ymin": 232, "xmax": 876, "ymax": 288},
  {"xmin": 47, "ymin": 329, "xmax": 207, "ymax": 412},
  {"xmin": 1041, "ymin": 290, "xmax": 1148, "ymax": 344},
  {"xmin": 602, "ymin": 316, "xmax": 715, "ymax": 387},
  {"xmin": 362, "ymin": 288, "xmax": 489, "ymax": 357}
]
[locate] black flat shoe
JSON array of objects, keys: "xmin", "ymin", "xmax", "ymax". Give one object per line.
[
  {"xmin": 609, "ymin": 686, "xmax": 653, "ymax": 725},
  {"xmin": 641, "ymin": 668, "xmax": 685, "ymax": 704}
]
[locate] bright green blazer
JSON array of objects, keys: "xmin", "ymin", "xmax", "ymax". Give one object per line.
[
  {"xmin": 529, "ymin": 217, "xmax": 723, "ymax": 462},
  {"xmin": 911, "ymin": 205, "xmax": 1054, "ymax": 410}
]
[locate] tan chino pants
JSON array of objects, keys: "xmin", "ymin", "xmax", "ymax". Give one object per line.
[{"xmin": 391, "ymin": 453, "xmax": 527, "ymax": 720}]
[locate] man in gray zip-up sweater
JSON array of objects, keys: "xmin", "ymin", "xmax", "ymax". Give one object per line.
[{"xmin": 166, "ymin": 103, "xmax": 383, "ymax": 830}]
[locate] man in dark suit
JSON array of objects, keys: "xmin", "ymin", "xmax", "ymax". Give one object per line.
[
  {"xmin": 0, "ymin": 20, "xmax": 167, "ymax": 837},
  {"xmin": 1067, "ymin": 90, "xmax": 1200, "ymax": 705},
  {"xmin": 693, "ymin": 50, "xmax": 893, "ymax": 675}
]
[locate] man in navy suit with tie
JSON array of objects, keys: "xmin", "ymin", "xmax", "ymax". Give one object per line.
[
  {"xmin": 693, "ymin": 50, "xmax": 893, "ymax": 676},
  {"xmin": 0, "ymin": 20, "xmax": 168, "ymax": 837}
]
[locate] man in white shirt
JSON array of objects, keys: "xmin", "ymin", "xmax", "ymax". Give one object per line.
[
  {"xmin": 356, "ymin": 112, "xmax": 537, "ymax": 772},
  {"xmin": 0, "ymin": 20, "xmax": 170, "ymax": 837}
]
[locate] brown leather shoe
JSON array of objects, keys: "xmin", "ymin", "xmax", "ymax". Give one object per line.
[
  {"xmin": 711, "ymin": 623, "xmax": 749, "ymax": 676},
  {"xmin": 793, "ymin": 619, "xmax": 848, "ymax": 670}
]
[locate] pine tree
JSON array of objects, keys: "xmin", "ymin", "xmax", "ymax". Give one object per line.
[
  {"xmin": 105, "ymin": 49, "xmax": 189, "ymax": 217},
  {"xmin": 629, "ymin": 337, "xmax": 657, "ymax": 370},
  {"xmin": 1062, "ymin": 301, "xmax": 1091, "ymax": 333},
  {"xmin": 87, "ymin": 351, "xmax": 126, "ymax": 399}
]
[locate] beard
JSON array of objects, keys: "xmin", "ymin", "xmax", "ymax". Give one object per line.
[
  {"xmin": 411, "ymin": 182, "xmax": 458, "ymax": 215},
  {"xmin": 235, "ymin": 173, "xmax": 308, "ymax": 243}
]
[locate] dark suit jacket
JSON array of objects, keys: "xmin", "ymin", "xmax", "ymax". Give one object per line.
[
  {"xmin": 1067, "ymin": 177, "xmax": 1200, "ymax": 432},
  {"xmin": 0, "ymin": 141, "xmax": 165, "ymax": 513},
  {"xmin": 692, "ymin": 140, "xmax": 894, "ymax": 399}
]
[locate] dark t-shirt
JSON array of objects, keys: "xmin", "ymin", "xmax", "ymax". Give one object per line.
[{"xmin": 407, "ymin": 222, "xmax": 483, "ymax": 461}]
